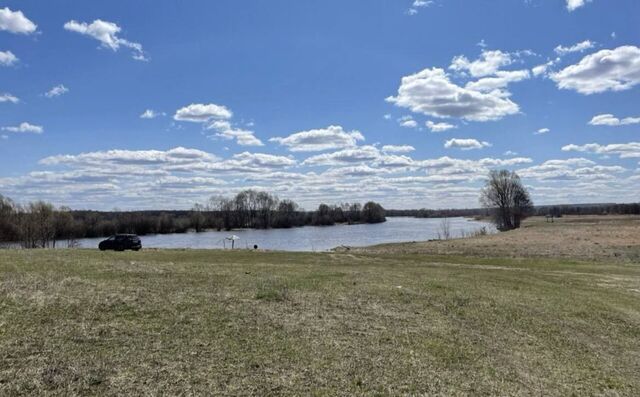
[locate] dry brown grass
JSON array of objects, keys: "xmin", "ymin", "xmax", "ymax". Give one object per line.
[
  {"xmin": 1, "ymin": 215, "xmax": 639, "ymax": 395},
  {"xmin": 359, "ymin": 215, "xmax": 640, "ymax": 262}
]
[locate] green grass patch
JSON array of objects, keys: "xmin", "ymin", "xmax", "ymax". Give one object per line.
[{"xmin": 0, "ymin": 248, "xmax": 639, "ymax": 395}]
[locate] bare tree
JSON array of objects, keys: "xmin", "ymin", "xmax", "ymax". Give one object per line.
[
  {"xmin": 191, "ymin": 203, "xmax": 206, "ymax": 232},
  {"xmin": 437, "ymin": 217, "xmax": 451, "ymax": 240},
  {"xmin": 480, "ymin": 170, "xmax": 533, "ymax": 231}
]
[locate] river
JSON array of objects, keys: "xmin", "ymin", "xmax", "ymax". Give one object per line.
[{"xmin": 64, "ymin": 217, "xmax": 495, "ymax": 252}]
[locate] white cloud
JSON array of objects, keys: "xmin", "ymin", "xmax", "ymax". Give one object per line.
[
  {"xmin": 398, "ymin": 115, "xmax": 418, "ymax": 128},
  {"xmin": 302, "ymin": 145, "xmax": 381, "ymax": 166},
  {"xmin": 518, "ymin": 157, "xmax": 624, "ymax": 181},
  {"xmin": 532, "ymin": 58, "xmax": 560, "ymax": 77},
  {"xmin": 444, "ymin": 138, "xmax": 491, "ymax": 150},
  {"xmin": 374, "ymin": 154, "xmax": 416, "ymax": 168},
  {"xmin": 551, "ymin": 46, "xmax": 640, "ymax": 94},
  {"xmin": 407, "ymin": 0, "xmax": 433, "ymax": 15},
  {"xmin": 588, "ymin": 114, "xmax": 640, "ymax": 126},
  {"xmin": 140, "ymin": 109, "xmax": 163, "ymax": 119},
  {"xmin": 382, "ymin": 145, "xmax": 415, "ymax": 153},
  {"xmin": 535, "ymin": 128, "xmax": 550, "ymax": 135},
  {"xmin": 207, "ymin": 120, "xmax": 263, "ymax": 146},
  {"xmin": 383, "ymin": 114, "xmax": 392, "ymax": 120},
  {"xmin": 0, "ymin": 7, "xmax": 37, "ymax": 34},
  {"xmin": 41, "ymin": 147, "xmax": 219, "ymax": 166},
  {"xmin": 554, "ymin": 40, "xmax": 595, "ymax": 55},
  {"xmin": 566, "ymin": 0, "xmax": 591, "ymax": 12},
  {"xmin": 465, "ymin": 70, "xmax": 531, "ymax": 92},
  {"xmin": 9, "ymin": 140, "xmax": 635, "ymax": 209},
  {"xmin": 562, "ymin": 142, "xmax": 640, "ymax": 159},
  {"xmin": 387, "ymin": 67, "xmax": 520, "ymax": 122},
  {"xmin": 231, "ymin": 152, "xmax": 295, "ymax": 168},
  {"xmin": 44, "ymin": 84, "xmax": 69, "ymax": 98},
  {"xmin": 2, "ymin": 122, "xmax": 43, "ymax": 134},
  {"xmin": 174, "ymin": 103, "xmax": 232, "ymax": 122},
  {"xmin": 174, "ymin": 103, "xmax": 261, "ymax": 146},
  {"xmin": 425, "ymin": 120, "xmax": 456, "ymax": 132},
  {"xmin": 450, "ymin": 50, "xmax": 513, "ymax": 77},
  {"xmin": 64, "ymin": 19, "xmax": 147, "ymax": 61},
  {"xmin": 323, "ymin": 165, "xmax": 389, "ymax": 178},
  {"xmin": 0, "ymin": 93, "xmax": 19, "ymax": 103},
  {"xmin": 270, "ymin": 125, "xmax": 364, "ymax": 152},
  {"xmin": 0, "ymin": 50, "xmax": 18, "ymax": 66},
  {"xmin": 504, "ymin": 150, "xmax": 518, "ymax": 156}
]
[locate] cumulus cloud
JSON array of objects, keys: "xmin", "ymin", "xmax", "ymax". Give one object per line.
[
  {"xmin": 207, "ymin": 120, "xmax": 263, "ymax": 146},
  {"xmin": 588, "ymin": 114, "xmax": 640, "ymax": 126},
  {"xmin": 551, "ymin": 46, "xmax": 640, "ymax": 94},
  {"xmin": 270, "ymin": 125, "xmax": 364, "ymax": 152},
  {"xmin": 465, "ymin": 70, "xmax": 531, "ymax": 92},
  {"xmin": 450, "ymin": 50, "xmax": 513, "ymax": 77},
  {"xmin": 9, "ymin": 139, "xmax": 635, "ymax": 210},
  {"xmin": 0, "ymin": 7, "xmax": 37, "ymax": 34},
  {"xmin": 140, "ymin": 109, "xmax": 164, "ymax": 119},
  {"xmin": 374, "ymin": 154, "xmax": 416, "ymax": 168},
  {"xmin": 44, "ymin": 84, "xmax": 69, "ymax": 98},
  {"xmin": 64, "ymin": 19, "xmax": 148, "ymax": 61},
  {"xmin": 174, "ymin": 103, "xmax": 232, "ymax": 122},
  {"xmin": 0, "ymin": 50, "xmax": 18, "ymax": 66},
  {"xmin": 518, "ymin": 158, "xmax": 625, "ymax": 181},
  {"xmin": 535, "ymin": 128, "xmax": 550, "ymax": 135},
  {"xmin": 554, "ymin": 40, "xmax": 595, "ymax": 55},
  {"xmin": 41, "ymin": 147, "xmax": 219, "ymax": 167},
  {"xmin": 0, "ymin": 93, "xmax": 19, "ymax": 103},
  {"xmin": 302, "ymin": 145, "xmax": 381, "ymax": 166},
  {"xmin": 444, "ymin": 138, "xmax": 491, "ymax": 150},
  {"xmin": 387, "ymin": 68, "xmax": 520, "ymax": 122},
  {"xmin": 231, "ymin": 152, "xmax": 295, "ymax": 168},
  {"xmin": 425, "ymin": 120, "xmax": 456, "ymax": 132},
  {"xmin": 531, "ymin": 59, "xmax": 560, "ymax": 77},
  {"xmin": 562, "ymin": 142, "xmax": 640, "ymax": 159},
  {"xmin": 407, "ymin": 0, "xmax": 434, "ymax": 15},
  {"xmin": 174, "ymin": 103, "xmax": 261, "ymax": 146},
  {"xmin": 382, "ymin": 145, "xmax": 415, "ymax": 153},
  {"xmin": 397, "ymin": 115, "xmax": 418, "ymax": 128},
  {"xmin": 566, "ymin": 0, "xmax": 591, "ymax": 11},
  {"xmin": 2, "ymin": 122, "xmax": 43, "ymax": 134}
]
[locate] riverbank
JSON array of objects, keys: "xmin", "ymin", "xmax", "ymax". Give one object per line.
[
  {"xmin": 357, "ymin": 215, "xmax": 640, "ymax": 262},
  {"xmin": 1, "ymin": 216, "xmax": 639, "ymax": 395}
]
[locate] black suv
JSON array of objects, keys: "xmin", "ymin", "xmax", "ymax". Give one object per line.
[{"xmin": 99, "ymin": 234, "xmax": 142, "ymax": 251}]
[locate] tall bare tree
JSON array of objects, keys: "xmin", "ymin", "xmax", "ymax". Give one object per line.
[{"xmin": 480, "ymin": 170, "xmax": 533, "ymax": 231}]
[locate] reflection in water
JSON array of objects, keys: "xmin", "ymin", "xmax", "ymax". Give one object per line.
[{"xmin": 68, "ymin": 217, "xmax": 495, "ymax": 252}]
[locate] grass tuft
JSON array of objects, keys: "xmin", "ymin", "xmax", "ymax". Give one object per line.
[{"xmin": 255, "ymin": 278, "xmax": 290, "ymax": 302}]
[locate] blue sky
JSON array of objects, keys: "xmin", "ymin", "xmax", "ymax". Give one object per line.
[{"xmin": 1, "ymin": 0, "xmax": 639, "ymax": 210}]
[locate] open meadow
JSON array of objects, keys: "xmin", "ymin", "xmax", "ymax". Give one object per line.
[{"xmin": 1, "ymin": 216, "xmax": 639, "ymax": 395}]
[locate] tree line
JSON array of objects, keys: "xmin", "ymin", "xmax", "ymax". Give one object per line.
[
  {"xmin": 0, "ymin": 191, "xmax": 386, "ymax": 247},
  {"xmin": 388, "ymin": 202, "xmax": 640, "ymax": 221}
]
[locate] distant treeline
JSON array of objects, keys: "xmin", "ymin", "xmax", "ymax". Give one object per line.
[
  {"xmin": 387, "ymin": 202, "xmax": 640, "ymax": 219},
  {"xmin": 0, "ymin": 191, "xmax": 386, "ymax": 247}
]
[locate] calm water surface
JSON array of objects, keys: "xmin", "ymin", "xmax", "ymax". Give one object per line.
[{"xmin": 69, "ymin": 217, "xmax": 495, "ymax": 252}]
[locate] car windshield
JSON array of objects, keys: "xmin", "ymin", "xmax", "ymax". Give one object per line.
[{"xmin": 107, "ymin": 236, "xmax": 115, "ymax": 241}]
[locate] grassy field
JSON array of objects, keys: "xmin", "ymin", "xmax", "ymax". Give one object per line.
[{"xmin": 1, "ymin": 216, "xmax": 639, "ymax": 395}]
